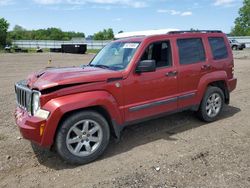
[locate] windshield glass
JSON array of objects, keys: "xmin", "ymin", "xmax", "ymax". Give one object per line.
[{"xmin": 89, "ymin": 41, "xmax": 140, "ymax": 71}]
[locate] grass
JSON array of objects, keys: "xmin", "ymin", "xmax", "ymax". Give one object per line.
[
  {"xmin": 87, "ymin": 49, "xmax": 100, "ymax": 54},
  {"xmin": 27, "ymin": 48, "xmax": 50, "ymax": 53}
]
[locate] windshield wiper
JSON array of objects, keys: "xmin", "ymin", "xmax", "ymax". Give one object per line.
[{"xmin": 93, "ymin": 64, "xmax": 111, "ymax": 69}]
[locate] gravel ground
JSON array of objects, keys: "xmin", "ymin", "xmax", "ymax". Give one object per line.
[{"xmin": 0, "ymin": 50, "xmax": 250, "ymax": 188}]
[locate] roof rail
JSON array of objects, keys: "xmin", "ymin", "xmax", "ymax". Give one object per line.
[
  {"xmin": 114, "ymin": 29, "xmax": 180, "ymax": 39},
  {"xmin": 168, "ymin": 30, "xmax": 223, "ymax": 34}
]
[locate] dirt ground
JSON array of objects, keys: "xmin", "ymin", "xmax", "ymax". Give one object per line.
[{"xmin": 0, "ymin": 50, "xmax": 249, "ymax": 188}]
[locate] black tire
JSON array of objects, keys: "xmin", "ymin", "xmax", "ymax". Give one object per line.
[
  {"xmin": 55, "ymin": 111, "xmax": 110, "ymax": 165},
  {"xmin": 197, "ymin": 86, "xmax": 225, "ymax": 122},
  {"xmin": 232, "ymin": 45, "xmax": 237, "ymax": 50}
]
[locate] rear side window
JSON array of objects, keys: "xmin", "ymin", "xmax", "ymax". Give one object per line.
[
  {"xmin": 209, "ymin": 37, "xmax": 228, "ymax": 60},
  {"xmin": 177, "ymin": 38, "xmax": 206, "ymax": 65}
]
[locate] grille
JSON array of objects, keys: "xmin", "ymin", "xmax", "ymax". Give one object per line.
[{"xmin": 15, "ymin": 81, "xmax": 32, "ymax": 111}]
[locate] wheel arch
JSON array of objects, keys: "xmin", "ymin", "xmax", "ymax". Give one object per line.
[
  {"xmin": 207, "ymin": 80, "xmax": 229, "ymax": 104},
  {"xmin": 196, "ymin": 71, "xmax": 229, "ymax": 106},
  {"xmin": 41, "ymin": 91, "xmax": 123, "ymax": 147},
  {"xmin": 54, "ymin": 106, "xmax": 120, "ymax": 145}
]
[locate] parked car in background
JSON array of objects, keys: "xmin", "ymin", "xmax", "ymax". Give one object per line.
[
  {"xmin": 229, "ymin": 39, "xmax": 246, "ymax": 50},
  {"xmin": 14, "ymin": 30, "xmax": 237, "ymax": 165},
  {"xmin": 4, "ymin": 45, "xmax": 11, "ymax": 53}
]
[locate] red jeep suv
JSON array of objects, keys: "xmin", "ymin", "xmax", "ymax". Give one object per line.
[{"xmin": 14, "ymin": 30, "xmax": 237, "ymax": 164}]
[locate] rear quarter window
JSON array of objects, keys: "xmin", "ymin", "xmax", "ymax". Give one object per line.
[
  {"xmin": 177, "ymin": 38, "xmax": 206, "ymax": 65},
  {"xmin": 208, "ymin": 37, "xmax": 228, "ymax": 60}
]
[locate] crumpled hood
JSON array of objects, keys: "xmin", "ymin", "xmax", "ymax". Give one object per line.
[{"xmin": 27, "ymin": 66, "xmax": 122, "ymax": 91}]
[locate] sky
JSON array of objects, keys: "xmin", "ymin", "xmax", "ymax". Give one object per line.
[{"xmin": 0, "ymin": 0, "xmax": 244, "ymax": 36}]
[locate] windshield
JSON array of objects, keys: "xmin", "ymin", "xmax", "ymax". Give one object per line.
[{"xmin": 89, "ymin": 41, "xmax": 140, "ymax": 71}]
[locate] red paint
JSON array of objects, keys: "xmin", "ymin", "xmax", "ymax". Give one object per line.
[{"xmin": 15, "ymin": 32, "xmax": 237, "ymax": 147}]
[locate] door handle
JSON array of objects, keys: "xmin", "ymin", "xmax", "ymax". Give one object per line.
[
  {"xmin": 201, "ymin": 64, "xmax": 211, "ymax": 70},
  {"xmin": 166, "ymin": 71, "xmax": 178, "ymax": 77}
]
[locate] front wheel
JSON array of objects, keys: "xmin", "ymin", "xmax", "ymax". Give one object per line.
[
  {"xmin": 198, "ymin": 86, "xmax": 225, "ymax": 122},
  {"xmin": 55, "ymin": 111, "xmax": 110, "ymax": 165}
]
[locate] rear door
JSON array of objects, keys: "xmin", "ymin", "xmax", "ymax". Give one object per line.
[{"xmin": 175, "ymin": 37, "xmax": 210, "ymax": 109}]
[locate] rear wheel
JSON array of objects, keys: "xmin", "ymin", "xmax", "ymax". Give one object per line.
[
  {"xmin": 198, "ymin": 86, "xmax": 224, "ymax": 122},
  {"xmin": 232, "ymin": 45, "xmax": 237, "ymax": 50},
  {"xmin": 55, "ymin": 111, "xmax": 110, "ymax": 164}
]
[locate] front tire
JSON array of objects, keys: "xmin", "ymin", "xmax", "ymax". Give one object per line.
[
  {"xmin": 55, "ymin": 111, "xmax": 110, "ymax": 165},
  {"xmin": 198, "ymin": 86, "xmax": 225, "ymax": 122}
]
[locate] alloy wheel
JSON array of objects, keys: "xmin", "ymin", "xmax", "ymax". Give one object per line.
[
  {"xmin": 206, "ymin": 93, "xmax": 222, "ymax": 118},
  {"xmin": 66, "ymin": 119, "xmax": 103, "ymax": 157}
]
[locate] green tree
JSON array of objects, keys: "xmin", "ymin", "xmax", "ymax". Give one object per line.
[
  {"xmin": 47, "ymin": 28, "xmax": 64, "ymax": 40},
  {"xmin": 105, "ymin": 28, "xmax": 114, "ymax": 39},
  {"xmin": 93, "ymin": 28, "xmax": 114, "ymax": 40},
  {"xmin": 190, "ymin": 28, "xmax": 199, "ymax": 31},
  {"xmin": 231, "ymin": 0, "xmax": 250, "ymax": 36},
  {"xmin": 0, "ymin": 18, "xmax": 9, "ymax": 47},
  {"xmin": 8, "ymin": 25, "xmax": 85, "ymax": 40},
  {"xmin": 8, "ymin": 25, "xmax": 27, "ymax": 40},
  {"xmin": 93, "ymin": 31, "xmax": 104, "ymax": 40}
]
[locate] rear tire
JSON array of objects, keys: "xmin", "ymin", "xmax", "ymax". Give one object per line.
[
  {"xmin": 232, "ymin": 45, "xmax": 237, "ymax": 50},
  {"xmin": 198, "ymin": 86, "xmax": 225, "ymax": 122},
  {"xmin": 55, "ymin": 111, "xmax": 110, "ymax": 165}
]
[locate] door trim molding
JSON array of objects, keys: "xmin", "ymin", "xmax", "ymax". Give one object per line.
[
  {"xmin": 178, "ymin": 92, "xmax": 196, "ymax": 100},
  {"xmin": 128, "ymin": 92, "xmax": 195, "ymax": 112},
  {"xmin": 129, "ymin": 97, "xmax": 178, "ymax": 112}
]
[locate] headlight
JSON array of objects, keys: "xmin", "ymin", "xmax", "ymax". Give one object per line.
[
  {"xmin": 32, "ymin": 91, "xmax": 40, "ymax": 115},
  {"xmin": 32, "ymin": 91, "xmax": 50, "ymax": 119}
]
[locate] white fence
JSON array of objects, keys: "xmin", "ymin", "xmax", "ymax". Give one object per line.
[
  {"xmin": 12, "ymin": 36, "xmax": 250, "ymax": 50},
  {"xmin": 12, "ymin": 40, "xmax": 111, "ymax": 50}
]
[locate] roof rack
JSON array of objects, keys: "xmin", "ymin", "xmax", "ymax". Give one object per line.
[
  {"xmin": 114, "ymin": 29, "xmax": 180, "ymax": 39},
  {"xmin": 114, "ymin": 30, "xmax": 223, "ymax": 39},
  {"xmin": 168, "ymin": 30, "xmax": 223, "ymax": 34}
]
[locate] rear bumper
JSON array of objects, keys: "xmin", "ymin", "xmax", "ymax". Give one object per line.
[
  {"xmin": 228, "ymin": 78, "xmax": 237, "ymax": 92},
  {"xmin": 14, "ymin": 107, "xmax": 46, "ymax": 146},
  {"xmin": 240, "ymin": 44, "xmax": 246, "ymax": 49}
]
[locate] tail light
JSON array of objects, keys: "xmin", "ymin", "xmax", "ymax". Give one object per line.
[{"xmin": 228, "ymin": 60, "xmax": 234, "ymax": 78}]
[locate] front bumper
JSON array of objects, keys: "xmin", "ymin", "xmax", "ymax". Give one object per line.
[
  {"xmin": 228, "ymin": 78, "xmax": 237, "ymax": 92},
  {"xmin": 14, "ymin": 107, "xmax": 46, "ymax": 146}
]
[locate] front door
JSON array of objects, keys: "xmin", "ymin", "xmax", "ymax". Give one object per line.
[{"xmin": 123, "ymin": 40, "xmax": 179, "ymax": 122}]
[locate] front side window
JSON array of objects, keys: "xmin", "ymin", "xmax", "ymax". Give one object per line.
[
  {"xmin": 140, "ymin": 41, "xmax": 172, "ymax": 68},
  {"xmin": 209, "ymin": 37, "xmax": 228, "ymax": 60},
  {"xmin": 90, "ymin": 42, "xmax": 140, "ymax": 70},
  {"xmin": 177, "ymin": 38, "xmax": 206, "ymax": 65}
]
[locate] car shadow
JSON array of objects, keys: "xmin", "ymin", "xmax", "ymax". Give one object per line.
[{"xmin": 32, "ymin": 105, "xmax": 241, "ymax": 170}]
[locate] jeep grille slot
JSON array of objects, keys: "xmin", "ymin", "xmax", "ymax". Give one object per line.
[{"xmin": 15, "ymin": 82, "xmax": 32, "ymax": 111}]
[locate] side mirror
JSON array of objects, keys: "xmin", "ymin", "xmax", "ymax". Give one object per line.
[{"xmin": 136, "ymin": 60, "xmax": 156, "ymax": 73}]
